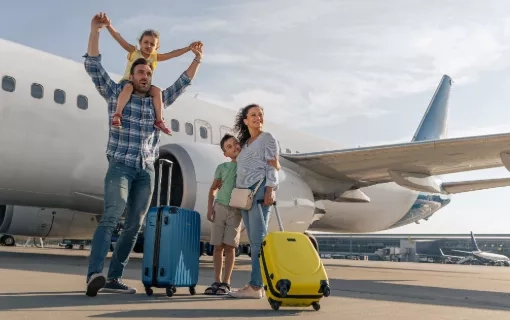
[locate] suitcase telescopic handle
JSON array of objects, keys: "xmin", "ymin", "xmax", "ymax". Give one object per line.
[
  {"xmin": 157, "ymin": 159, "xmax": 173, "ymax": 207},
  {"xmin": 257, "ymin": 199, "xmax": 284, "ymax": 232}
]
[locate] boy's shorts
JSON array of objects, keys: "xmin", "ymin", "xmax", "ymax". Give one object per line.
[{"xmin": 210, "ymin": 202, "xmax": 242, "ymax": 248}]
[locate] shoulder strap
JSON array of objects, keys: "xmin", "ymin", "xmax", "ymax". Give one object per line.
[{"xmin": 250, "ymin": 179, "xmax": 264, "ymax": 196}]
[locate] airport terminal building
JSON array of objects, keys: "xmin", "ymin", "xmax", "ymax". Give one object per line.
[{"xmin": 313, "ymin": 233, "xmax": 510, "ymax": 260}]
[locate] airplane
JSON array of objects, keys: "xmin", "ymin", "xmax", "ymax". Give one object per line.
[
  {"xmin": 3, "ymin": 38, "xmax": 510, "ymax": 256},
  {"xmin": 441, "ymin": 232, "xmax": 510, "ymax": 266}
]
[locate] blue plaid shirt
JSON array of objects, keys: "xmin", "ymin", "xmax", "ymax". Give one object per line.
[{"xmin": 83, "ymin": 54, "xmax": 191, "ymax": 169}]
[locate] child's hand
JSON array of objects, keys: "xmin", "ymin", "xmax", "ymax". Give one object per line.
[
  {"xmin": 189, "ymin": 41, "xmax": 202, "ymax": 49},
  {"xmin": 190, "ymin": 42, "xmax": 203, "ymax": 59},
  {"xmin": 103, "ymin": 13, "xmax": 111, "ymax": 26},
  {"xmin": 207, "ymin": 209, "xmax": 215, "ymax": 222}
]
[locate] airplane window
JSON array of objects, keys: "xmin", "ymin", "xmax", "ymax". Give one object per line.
[
  {"xmin": 77, "ymin": 95, "xmax": 88, "ymax": 110},
  {"xmin": 185, "ymin": 122, "xmax": 193, "ymax": 135},
  {"xmin": 200, "ymin": 126, "xmax": 208, "ymax": 139},
  {"xmin": 54, "ymin": 89, "xmax": 66, "ymax": 104},
  {"xmin": 1, "ymin": 76, "xmax": 15, "ymax": 92},
  {"xmin": 171, "ymin": 119, "xmax": 179, "ymax": 132},
  {"xmin": 31, "ymin": 83, "xmax": 43, "ymax": 99}
]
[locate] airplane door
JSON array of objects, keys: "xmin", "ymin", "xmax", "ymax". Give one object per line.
[{"xmin": 194, "ymin": 119, "xmax": 213, "ymax": 144}]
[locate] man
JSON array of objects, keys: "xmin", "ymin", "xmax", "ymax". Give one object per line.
[{"xmin": 83, "ymin": 12, "xmax": 203, "ymax": 297}]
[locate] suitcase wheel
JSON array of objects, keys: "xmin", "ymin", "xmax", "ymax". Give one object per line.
[
  {"xmin": 312, "ymin": 302, "xmax": 320, "ymax": 311},
  {"xmin": 144, "ymin": 287, "xmax": 153, "ymax": 296},
  {"xmin": 189, "ymin": 286, "xmax": 196, "ymax": 295},
  {"xmin": 323, "ymin": 286, "xmax": 331, "ymax": 297},
  {"xmin": 279, "ymin": 285, "xmax": 288, "ymax": 298},
  {"xmin": 165, "ymin": 286, "xmax": 175, "ymax": 297},
  {"xmin": 268, "ymin": 298, "xmax": 281, "ymax": 311}
]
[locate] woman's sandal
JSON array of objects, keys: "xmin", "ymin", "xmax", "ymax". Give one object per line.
[
  {"xmin": 204, "ymin": 282, "xmax": 221, "ymax": 295},
  {"xmin": 215, "ymin": 283, "xmax": 231, "ymax": 295}
]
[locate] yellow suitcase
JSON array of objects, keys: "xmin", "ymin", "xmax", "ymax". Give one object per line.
[{"xmin": 257, "ymin": 200, "xmax": 331, "ymax": 311}]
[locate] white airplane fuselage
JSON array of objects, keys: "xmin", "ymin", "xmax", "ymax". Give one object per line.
[
  {"xmin": 473, "ymin": 251, "xmax": 509, "ymax": 262},
  {"xmin": 0, "ymin": 39, "xmax": 452, "ymax": 243}
]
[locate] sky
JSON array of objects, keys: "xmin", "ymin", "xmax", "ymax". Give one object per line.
[{"xmin": 2, "ymin": 0, "xmax": 510, "ymax": 234}]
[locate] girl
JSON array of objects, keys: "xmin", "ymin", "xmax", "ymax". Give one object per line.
[
  {"xmin": 228, "ymin": 104, "xmax": 280, "ymax": 299},
  {"xmin": 105, "ymin": 20, "xmax": 196, "ymax": 135}
]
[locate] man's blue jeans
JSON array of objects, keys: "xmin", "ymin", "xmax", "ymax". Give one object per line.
[
  {"xmin": 87, "ymin": 158, "xmax": 155, "ymax": 281},
  {"xmin": 240, "ymin": 180, "xmax": 271, "ymax": 288}
]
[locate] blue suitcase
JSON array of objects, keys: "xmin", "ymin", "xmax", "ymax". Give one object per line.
[{"xmin": 141, "ymin": 159, "xmax": 201, "ymax": 297}]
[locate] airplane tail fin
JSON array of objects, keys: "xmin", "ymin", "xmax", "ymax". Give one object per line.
[
  {"xmin": 412, "ymin": 75, "xmax": 452, "ymax": 142},
  {"xmin": 470, "ymin": 231, "xmax": 481, "ymax": 252}
]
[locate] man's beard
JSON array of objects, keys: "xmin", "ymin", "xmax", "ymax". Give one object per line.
[{"xmin": 133, "ymin": 81, "xmax": 150, "ymax": 95}]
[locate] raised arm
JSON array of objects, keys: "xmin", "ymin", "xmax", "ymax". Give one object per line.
[
  {"xmin": 84, "ymin": 13, "xmax": 120, "ymax": 101},
  {"xmin": 105, "ymin": 23, "xmax": 136, "ymax": 54},
  {"xmin": 157, "ymin": 45, "xmax": 191, "ymax": 62},
  {"xmin": 161, "ymin": 42, "xmax": 203, "ymax": 107}
]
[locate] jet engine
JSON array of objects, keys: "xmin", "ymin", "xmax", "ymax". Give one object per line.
[{"xmin": 0, "ymin": 205, "xmax": 99, "ymax": 239}]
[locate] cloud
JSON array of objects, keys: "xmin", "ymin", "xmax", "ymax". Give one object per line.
[
  {"xmin": 117, "ymin": 1, "xmax": 510, "ymax": 130},
  {"xmin": 205, "ymin": 53, "xmax": 251, "ymax": 65}
]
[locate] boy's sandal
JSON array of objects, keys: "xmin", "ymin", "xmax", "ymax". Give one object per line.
[
  {"xmin": 215, "ymin": 283, "xmax": 231, "ymax": 295},
  {"xmin": 204, "ymin": 282, "xmax": 221, "ymax": 295},
  {"xmin": 111, "ymin": 113, "xmax": 122, "ymax": 128}
]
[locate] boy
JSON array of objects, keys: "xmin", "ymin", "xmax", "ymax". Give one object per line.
[{"xmin": 204, "ymin": 134, "xmax": 242, "ymax": 295}]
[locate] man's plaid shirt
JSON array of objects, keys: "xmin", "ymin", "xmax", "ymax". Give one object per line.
[{"xmin": 83, "ymin": 54, "xmax": 191, "ymax": 169}]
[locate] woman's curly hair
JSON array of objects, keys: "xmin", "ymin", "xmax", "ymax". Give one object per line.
[{"xmin": 233, "ymin": 104, "xmax": 263, "ymax": 146}]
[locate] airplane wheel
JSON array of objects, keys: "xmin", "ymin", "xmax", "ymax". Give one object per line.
[{"xmin": 0, "ymin": 235, "xmax": 15, "ymax": 246}]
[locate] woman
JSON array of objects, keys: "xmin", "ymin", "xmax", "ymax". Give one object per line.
[{"xmin": 228, "ymin": 104, "xmax": 279, "ymax": 299}]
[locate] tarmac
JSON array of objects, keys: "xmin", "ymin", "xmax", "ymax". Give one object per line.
[{"xmin": 1, "ymin": 246, "xmax": 510, "ymax": 320}]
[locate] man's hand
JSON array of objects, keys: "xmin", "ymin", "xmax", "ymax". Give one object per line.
[
  {"xmin": 91, "ymin": 12, "xmax": 109, "ymax": 31},
  {"xmin": 190, "ymin": 41, "xmax": 203, "ymax": 60},
  {"xmin": 207, "ymin": 208, "xmax": 215, "ymax": 222}
]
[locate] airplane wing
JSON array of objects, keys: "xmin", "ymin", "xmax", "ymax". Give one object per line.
[{"xmin": 283, "ymin": 132, "xmax": 510, "ymax": 192}]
